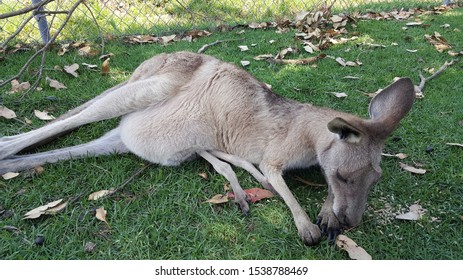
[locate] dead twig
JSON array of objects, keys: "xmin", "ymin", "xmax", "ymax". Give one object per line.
[
  {"xmin": 417, "ymin": 59, "xmax": 459, "ymax": 93},
  {"xmin": 198, "ymin": 38, "xmax": 244, "ymax": 53},
  {"xmin": 108, "ymin": 164, "xmax": 152, "ymax": 197}
]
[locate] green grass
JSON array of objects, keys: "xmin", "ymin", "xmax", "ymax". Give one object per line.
[{"xmin": 1, "ymin": 7, "xmax": 463, "ymax": 260}]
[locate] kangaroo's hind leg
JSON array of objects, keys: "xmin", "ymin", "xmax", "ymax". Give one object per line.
[
  {"xmin": 0, "ymin": 77, "xmax": 174, "ymax": 160},
  {"xmin": 198, "ymin": 151, "xmax": 250, "ymax": 215},
  {"xmin": 209, "ymin": 150, "xmax": 274, "ymax": 193},
  {"xmin": 0, "ymin": 127, "xmax": 128, "ymax": 174}
]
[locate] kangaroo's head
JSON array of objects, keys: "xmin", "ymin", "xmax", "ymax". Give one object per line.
[{"xmin": 318, "ymin": 78, "xmax": 415, "ymax": 228}]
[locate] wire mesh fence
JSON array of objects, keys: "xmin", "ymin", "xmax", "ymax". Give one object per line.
[{"xmin": 0, "ymin": 0, "xmax": 453, "ymax": 45}]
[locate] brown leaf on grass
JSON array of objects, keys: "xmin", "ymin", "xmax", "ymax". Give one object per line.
[
  {"xmin": 78, "ymin": 45, "xmax": 99, "ymax": 56},
  {"xmin": 95, "ymin": 207, "xmax": 108, "ymax": 223},
  {"xmin": 23, "ymin": 199, "xmax": 64, "ymax": 219},
  {"xmin": 205, "ymin": 194, "xmax": 229, "ymax": 204},
  {"xmin": 334, "ymin": 57, "xmax": 361, "ymax": 67},
  {"xmin": 399, "ymin": 162, "xmax": 427, "ymax": 175},
  {"xmin": 10, "ymin": 79, "xmax": 31, "ymax": 93},
  {"xmin": 160, "ymin": 34, "xmax": 177, "ymax": 45},
  {"xmin": 447, "ymin": 50, "xmax": 463, "ymax": 57},
  {"xmin": 240, "ymin": 61, "xmax": 250, "ymax": 67},
  {"xmin": 58, "ymin": 43, "xmax": 70, "ymax": 56},
  {"xmin": 329, "ymin": 92, "xmax": 348, "ymax": 98},
  {"xmin": 227, "ymin": 188, "xmax": 274, "ymax": 204},
  {"xmin": 34, "ymin": 110, "xmax": 55, "ymax": 121},
  {"xmin": 2, "ymin": 172, "xmax": 19, "ymax": 180},
  {"xmin": 46, "ymin": 77, "xmax": 67, "ymax": 90},
  {"xmin": 45, "ymin": 201, "xmax": 68, "ymax": 214},
  {"xmin": 275, "ymin": 47, "xmax": 295, "ymax": 59},
  {"xmin": 127, "ymin": 35, "xmax": 159, "ymax": 44},
  {"xmin": 0, "ymin": 105, "xmax": 17, "ymax": 119},
  {"xmin": 425, "ymin": 32, "xmax": 451, "ymax": 52},
  {"xmin": 64, "ymin": 63, "xmax": 79, "ymax": 77},
  {"xmin": 238, "ymin": 45, "xmax": 249, "ymax": 52},
  {"xmin": 382, "ymin": 153, "xmax": 408, "ymax": 160},
  {"xmin": 198, "ymin": 172, "xmax": 209, "ymax": 180},
  {"xmin": 101, "ymin": 58, "xmax": 110, "ymax": 75},
  {"xmin": 396, "ymin": 203, "xmax": 425, "ymax": 221},
  {"xmin": 336, "ymin": 234, "xmax": 372, "ymax": 260},
  {"xmin": 88, "ymin": 189, "xmax": 115, "ymax": 201}
]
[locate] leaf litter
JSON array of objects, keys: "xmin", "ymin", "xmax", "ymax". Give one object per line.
[
  {"xmin": 0, "ymin": 106, "xmax": 17, "ymax": 119},
  {"xmin": 336, "ymin": 234, "xmax": 372, "ymax": 260},
  {"xmin": 34, "ymin": 110, "xmax": 55, "ymax": 121},
  {"xmin": 23, "ymin": 199, "xmax": 67, "ymax": 219},
  {"xmin": 205, "ymin": 188, "xmax": 274, "ymax": 205},
  {"xmin": 396, "ymin": 203, "xmax": 425, "ymax": 221}
]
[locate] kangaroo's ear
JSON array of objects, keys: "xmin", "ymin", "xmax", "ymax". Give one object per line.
[
  {"xmin": 328, "ymin": 117, "xmax": 363, "ymax": 144},
  {"xmin": 368, "ymin": 77, "xmax": 415, "ymax": 134}
]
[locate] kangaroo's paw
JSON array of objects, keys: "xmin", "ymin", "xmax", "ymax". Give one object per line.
[{"xmin": 316, "ymin": 209, "xmax": 343, "ymax": 242}]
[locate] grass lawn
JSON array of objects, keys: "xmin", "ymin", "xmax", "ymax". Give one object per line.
[{"xmin": 1, "ymin": 6, "xmax": 462, "ymax": 260}]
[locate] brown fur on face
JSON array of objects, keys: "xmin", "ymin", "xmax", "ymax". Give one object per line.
[{"xmin": 0, "ymin": 52, "xmax": 415, "ymax": 245}]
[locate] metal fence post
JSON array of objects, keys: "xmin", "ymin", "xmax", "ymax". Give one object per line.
[{"xmin": 32, "ymin": 0, "xmax": 51, "ymax": 44}]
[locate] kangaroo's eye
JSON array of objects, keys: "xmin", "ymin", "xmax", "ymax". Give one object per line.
[{"xmin": 336, "ymin": 170, "xmax": 348, "ymax": 183}]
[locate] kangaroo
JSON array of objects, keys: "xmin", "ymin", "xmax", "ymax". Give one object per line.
[{"xmin": 0, "ymin": 51, "xmax": 415, "ymax": 245}]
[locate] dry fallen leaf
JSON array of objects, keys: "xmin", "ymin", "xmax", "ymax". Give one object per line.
[
  {"xmin": 58, "ymin": 43, "xmax": 70, "ymax": 56},
  {"xmin": 78, "ymin": 45, "xmax": 99, "ymax": 56},
  {"xmin": 399, "ymin": 162, "xmax": 426, "ymax": 174},
  {"xmin": 64, "ymin": 63, "xmax": 79, "ymax": 77},
  {"xmin": 23, "ymin": 199, "xmax": 64, "ymax": 219},
  {"xmin": 0, "ymin": 105, "xmax": 17, "ymax": 119},
  {"xmin": 46, "ymin": 76, "xmax": 67, "ymax": 90},
  {"xmin": 329, "ymin": 92, "xmax": 348, "ymax": 98},
  {"xmin": 2, "ymin": 172, "xmax": 19, "ymax": 180},
  {"xmin": 336, "ymin": 235, "xmax": 372, "ymax": 260},
  {"xmin": 101, "ymin": 58, "xmax": 110, "ymax": 75},
  {"xmin": 240, "ymin": 61, "xmax": 250, "ymax": 67},
  {"xmin": 95, "ymin": 207, "xmax": 108, "ymax": 223},
  {"xmin": 425, "ymin": 32, "xmax": 451, "ymax": 53},
  {"xmin": 198, "ymin": 172, "xmax": 209, "ymax": 180},
  {"xmin": 396, "ymin": 203, "xmax": 425, "ymax": 221},
  {"xmin": 382, "ymin": 153, "xmax": 408, "ymax": 159},
  {"xmin": 275, "ymin": 47, "xmax": 295, "ymax": 59},
  {"xmin": 45, "ymin": 201, "xmax": 68, "ymax": 214},
  {"xmin": 88, "ymin": 189, "xmax": 114, "ymax": 201},
  {"xmin": 227, "ymin": 188, "xmax": 274, "ymax": 203},
  {"xmin": 238, "ymin": 45, "xmax": 249, "ymax": 52},
  {"xmin": 160, "ymin": 34, "xmax": 177, "ymax": 45},
  {"xmin": 205, "ymin": 194, "xmax": 229, "ymax": 204},
  {"xmin": 10, "ymin": 79, "xmax": 30, "ymax": 93},
  {"xmin": 34, "ymin": 110, "xmax": 55, "ymax": 121}
]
